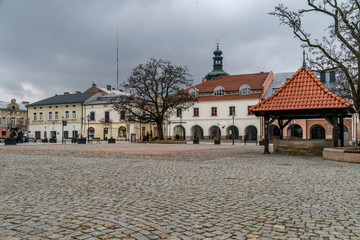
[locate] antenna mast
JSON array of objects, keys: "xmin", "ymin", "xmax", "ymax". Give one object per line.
[{"xmin": 116, "ymin": 26, "xmax": 119, "ymax": 91}]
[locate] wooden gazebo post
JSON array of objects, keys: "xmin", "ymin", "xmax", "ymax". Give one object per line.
[{"xmin": 264, "ymin": 116, "xmax": 270, "ymax": 154}]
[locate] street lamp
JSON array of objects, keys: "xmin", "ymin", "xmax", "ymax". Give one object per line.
[
  {"xmin": 87, "ymin": 114, "xmax": 90, "ymax": 143},
  {"xmin": 62, "ymin": 116, "xmax": 67, "ymax": 144},
  {"xmin": 180, "ymin": 109, "xmax": 183, "ymax": 140},
  {"xmin": 232, "ymin": 112, "xmax": 235, "ymax": 145}
]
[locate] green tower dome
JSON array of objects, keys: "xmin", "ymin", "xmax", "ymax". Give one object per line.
[{"xmin": 205, "ymin": 43, "xmax": 229, "ymax": 80}]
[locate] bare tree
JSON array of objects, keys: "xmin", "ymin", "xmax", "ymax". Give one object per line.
[
  {"xmin": 112, "ymin": 58, "xmax": 197, "ymax": 140},
  {"xmin": 270, "ymin": 0, "xmax": 360, "ymax": 111}
]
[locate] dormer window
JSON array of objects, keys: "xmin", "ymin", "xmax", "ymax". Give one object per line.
[
  {"xmin": 188, "ymin": 88, "xmax": 199, "ymax": 97},
  {"xmin": 214, "ymin": 86, "xmax": 225, "ymax": 96},
  {"xmin": 239, "ymin": 84, "xmax": 251, "ymax": 95}
]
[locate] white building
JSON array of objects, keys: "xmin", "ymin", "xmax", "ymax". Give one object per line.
[{"xmin": 169, "ymin": 45, "xmax": 273, "ymax": 141}]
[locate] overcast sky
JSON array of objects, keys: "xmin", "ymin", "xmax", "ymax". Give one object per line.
[{"xmin": 0, "ymin": 0, "xmax": 327, "ymax": 103}]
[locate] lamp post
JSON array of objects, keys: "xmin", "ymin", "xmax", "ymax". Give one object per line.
[
  {"xmin": 232, "ymin": 112, "xmax": 235, "ymax": 145},
  {"xmin": 180, "ymin": 109, "xmax": 183, "ymax": 140},
  {"xmin": 87, "ymin": 114, "xmax": 90, "ymax": 143},
  {"xmin": 61, "ymin": 116, "xmax": 65, "ymax": 144}
]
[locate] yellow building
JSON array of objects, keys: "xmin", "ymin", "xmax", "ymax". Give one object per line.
[{"xmin": 27, "ymin": 92, "xmax": 101, "ymax": 140}]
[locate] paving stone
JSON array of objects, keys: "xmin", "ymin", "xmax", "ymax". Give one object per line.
[{"xmin": 1, "ymin": 145, "xmax": 360, "ymax": 239}]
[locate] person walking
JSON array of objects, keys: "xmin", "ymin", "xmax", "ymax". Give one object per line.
[{"xmin": 146, "ymin": 131, "xmax": 150, "ymax": 143}]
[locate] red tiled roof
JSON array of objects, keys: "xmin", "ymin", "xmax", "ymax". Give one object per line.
[
  {"xmin": 198, "ymin": 93, "xmax": 260, "ymax": 102},
  {"xmin": 189, "ymin": 72, "xmax": 271, "ymax": 93},
  {"xmin": 250, "ymin": 68, "xmax": 354, "ymax": 112}
]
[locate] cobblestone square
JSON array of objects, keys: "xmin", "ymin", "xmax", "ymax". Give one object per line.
[{"xmin": 1, "ymin": 144, "xmax": 360, "ymax": 239}]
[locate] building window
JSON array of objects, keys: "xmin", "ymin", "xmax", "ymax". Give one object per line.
[
  {"xmin": 105, "ymin": 112, "xmax": 110, "ymax": 123},
  {"xmin": 48, "ymin": 111, "xmax": 53, "ymax": 120},
  {"xmin": 11, "ymin": 118, "xmax": 15, "ymax": 127},
  {"xmin": 214, "ymin": 86, "xmax": 225, "ymax": 96},
  {"xmin": 176, "ymin": 108, "xmax": 182, "ymax": 117},
  {"xmin": 189, "ymin": 88, "xmax": 199, "ymax": 97},
  {"xmin": 71, "ymin": 110, "xmax": 76, "ymax": 119},
  {"xmin": 90, "ymin": 112, "xmax": 95, "ymax": 121},
  {"xmin": 229, "ymin": 106, "xmax": 235, "ymax": 116},
  {"xmin": 1, "ymin": 117, "xmax": 6, "ymax": 125},
  {"xmin": 39, "ymin": 112, "xmax": 43, "ymax": 121},
  {"xmin": 65, "ymin": 111, "xmax": 70, "ymax": 120},
  {"xmin": 20, "ymin": 118, "xmax": 24, "ymax": 126},
  {"xmin": 33, "ymin": 112, "xmax": 37, "ymax": 121},
  {"xmin": 120, "ymin": 111, "xmax": 126, "ymax": 120},
  {"xmin": 239, "ymin": 84, "xmax": 251, "ymax": 95},
  {"xmin": 211, "ymin": 107, "xmax": 217, "ymax": 116},
  {"xmin": 248, "ymin": 106, "xmax": 255, "ymax": 115},
  {"xmin": 193, "ymin": 108, "xmax": 199, "ymax": 117},
  {"xmin": 54, "ymin": 111, "xmax": 59, "ymax": 120}
]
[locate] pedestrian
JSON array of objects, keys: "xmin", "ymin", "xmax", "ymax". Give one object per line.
[{"xmin": 146, "ymin": 131, "xmax": 150, "ymax": 143}]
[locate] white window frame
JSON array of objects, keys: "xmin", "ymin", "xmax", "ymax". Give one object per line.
[
  {"xmin": 71, "ymin": 110, "xmax": 76, "ymax": 120},
  {"xmin": 189, "ymin": 88, "xmax": 199, "ymax": 97},
  {"xmin": 65, "ymin": 110, "xmax": 70, "ymax": 120},
  {"xmin": 239, "ymin": 84, "xmax": 251, "ymax": 95},
  {"xmin": 54, "ymin": 111, "xmax": 59, "ymax": 120},
  {"xmin": 33, "ymin": 112, "xmax": 37, "ymax": 121},
  {"xmin": 214, "ymin": 86, "xmax": 225, "ymax": 96},
  {"xmin": 39, "ymin": 112, "xmax": 43, "ymax": 121},
  {"xmin": 48, "ymin": 111, "xmax": 53, "ymax": 120},
  {"xmin": 1, "ymin": 117, "xmax": 6, "ymax": 125}
]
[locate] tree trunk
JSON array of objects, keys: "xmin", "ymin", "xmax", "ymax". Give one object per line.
[{"xmin": 156, "ymin": 122, "xmax": 164, "ymax": 140}]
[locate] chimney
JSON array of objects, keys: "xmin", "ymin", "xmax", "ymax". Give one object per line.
[
  {"xmin": 64, "ymin": 92, "xmax": 69, "ymax": 95},
  {"xmin": 202, "ymin": 78, "xmax": 207, "ymax": 83},
  {"xmin": 75, "ymin": 91, "xmax": 81, "ymax": 94},
  {"xmin": 22, "ymin": 101, "xmax": 29, "ymax": 106},
  {"xmin": 55, "ymin": 94, "xmax": 58, "ymax": 96},
  {"xmin": 107, "ymin": 85, "xmax": 111, "ymax": 91}
]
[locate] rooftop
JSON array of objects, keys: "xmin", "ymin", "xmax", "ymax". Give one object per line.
[
  {"xmin": 191, "ymin": 72, "xmax": 271, "ymax": 93},
  {"xmin": 250, "ymin": 68, "xmax": 354, "ymax": 112},
  {"xmin": 28, "ymin": 92, "xmax": 99, "ymax": 107}
]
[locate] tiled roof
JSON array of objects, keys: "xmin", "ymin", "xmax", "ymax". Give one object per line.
[
  {"xmin": 189, "ymin": 72, "xmax": 271, "ymax": 93},
  {"xmin": 28, "ymin": 92, "xmax": 99, "ymax": 107},
  {"xmin": 197, "ymin": 93, "xmax": 260, "ymax": 102},
  {"xmin": 250, "ymin": 68, "xmax": 354, "ymax": 112}
]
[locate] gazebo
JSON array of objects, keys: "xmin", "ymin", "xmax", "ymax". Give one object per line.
[{"xmin": 250, "ymin": 67, "xmax": 356, "ymax": 154}]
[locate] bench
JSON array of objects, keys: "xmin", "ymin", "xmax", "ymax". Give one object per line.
[
  {"xmin": 28, "ymin": 138, "xmax": 37, "ymax": 143},
  {"xmin": 244, "ymin": 139, "xmax": 258, "ymax": 145},
  {"xmin": 90, "ymin": 137, "xmax": 101, "ymax": 144}
]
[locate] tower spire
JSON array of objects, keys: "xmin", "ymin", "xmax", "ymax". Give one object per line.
[
  {"xmin": 204, "ymin": 43, "xmax": 229, "ymax": 80},
  {"xmin": 302, "ymin": 49, "xmax": 306, "ymax": 69}
]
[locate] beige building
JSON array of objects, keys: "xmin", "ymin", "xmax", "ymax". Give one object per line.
[
  {"xmin": 0, "ymin": 99, "xmax": 28, "ymax": 138},
  {"xmin": 84, "ymin": 93, "xmax": 157, "ymax": 141},
  {"xmin": 27, "ymin": 92, "xmax": 101, "ymax": 140}
]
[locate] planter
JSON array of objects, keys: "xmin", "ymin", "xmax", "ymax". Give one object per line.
[
  {"xmin": 214, "ymin": 140, "xmax": 221, "ymax": 145},
  {"xmin": 49, "ymin": 139, "xmax": 57, "ymax": 143},
  {"xmin": 193, "ymin": 139, "xmax": 199, "ymax": 144},
  {"xmin": 42, "ymin": 139, "xmax": 48, "ymax": 143},
  {"xmin": 77, "ymin": 138, "xmax": 86, "ymax": 144},
  {"xmin": 5, "ymin": 138, "xmax": 17, "ymax": 145},
  {"xmin": 108, "ymin": 138, "xmax": 116, "ymax": 144}
]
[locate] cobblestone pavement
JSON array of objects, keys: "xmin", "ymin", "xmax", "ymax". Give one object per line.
[{"xmin": 1, "ymin": 145, "xmax": 360, "ymax": 239}]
